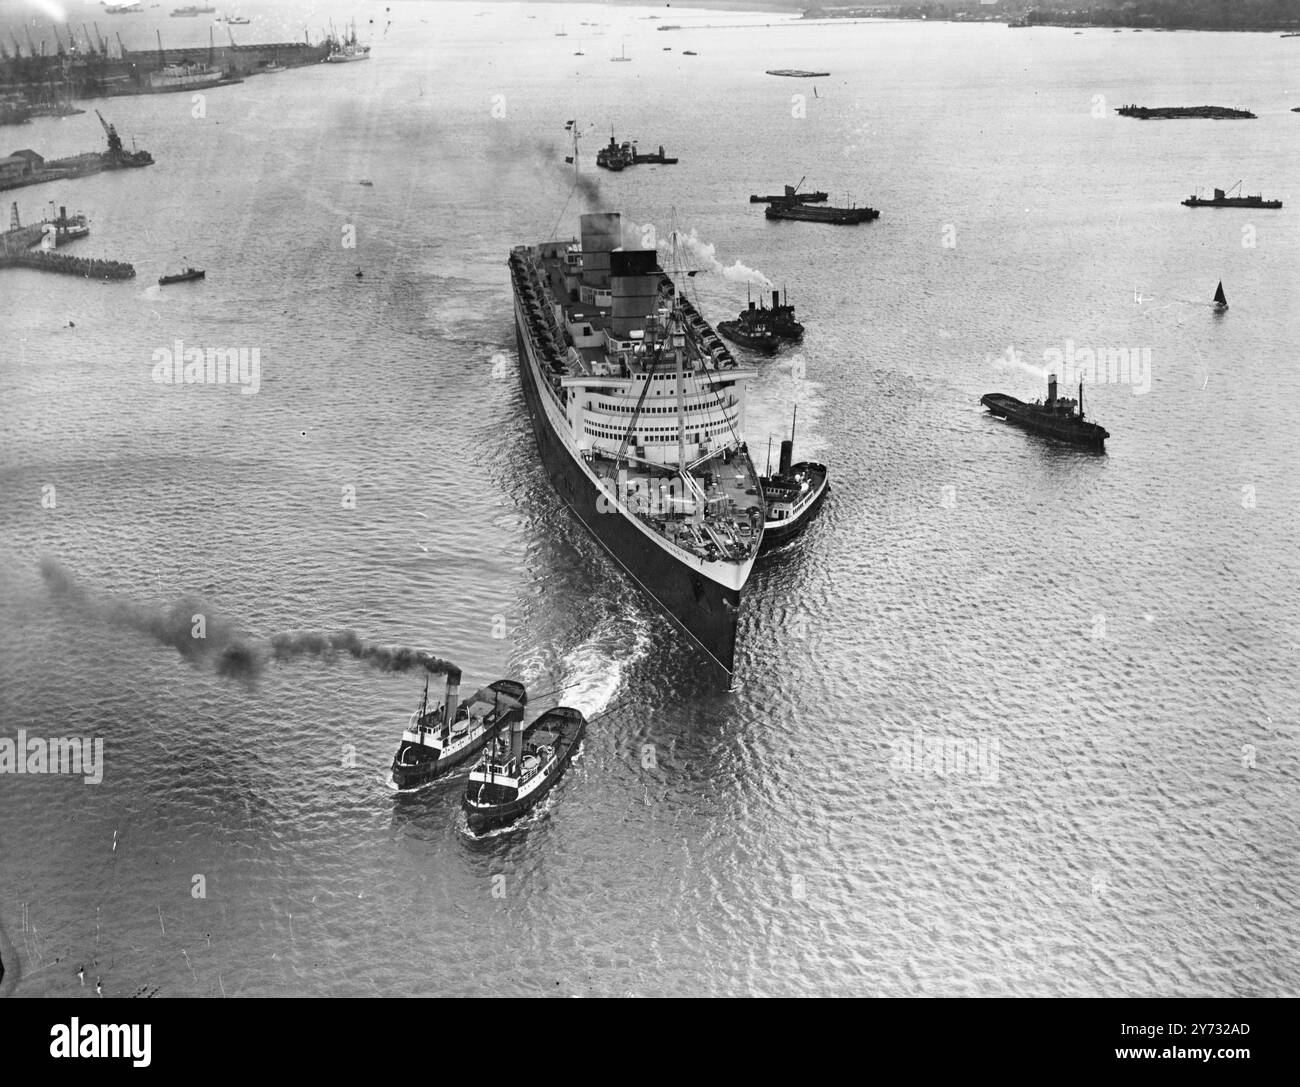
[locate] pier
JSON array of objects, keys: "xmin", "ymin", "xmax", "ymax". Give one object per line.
[{"xmin": 1, "ymin": 201, "xmax": 134, "ymax": 279}]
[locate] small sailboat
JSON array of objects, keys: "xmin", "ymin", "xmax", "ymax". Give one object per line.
[
  {"xmin": 574, "ymin": 41, "xmax": 584, "ymax": 55},
  {"xmin": 611, "ymin": 41, "xmax": 630, "ymax": 62},
  {"xmin": 1214, "ymin": 280, "xmax": 1228, "ymax": 310}
]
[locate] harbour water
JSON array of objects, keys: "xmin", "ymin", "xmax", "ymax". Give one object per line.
[{"xmin": 1, "ymin": 3, "xmax": 1297, "ymax": 997}]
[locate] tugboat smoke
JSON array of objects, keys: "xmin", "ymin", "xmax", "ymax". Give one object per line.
[
  {"xmin": 662, "ymin": 228, "xmax": 772, "ymax": 290},
  {"xmin": 38, "ymin": 559, "xmax": 459, "ymax": 682},
  {"xmin": 270, "ymin": 631, "xmax": 460, "ymax": 679}
]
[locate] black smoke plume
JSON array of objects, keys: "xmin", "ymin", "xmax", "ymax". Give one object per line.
[{"xmin": 39, "ymin": 559, "xmax": 459, "ymax": 683}]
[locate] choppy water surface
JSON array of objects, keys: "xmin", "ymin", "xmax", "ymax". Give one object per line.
[{"xmin": 1, "ymin": 3, "xmax": 1297, "ymax": 997}]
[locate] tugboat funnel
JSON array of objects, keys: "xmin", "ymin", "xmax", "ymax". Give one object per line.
[
  {"xmin": 1047, "ymin": 373, "xmax": 1058, "ymax": 405},
  {"xmin": 779, "ymin": 439, "xmax": 793, "ymax": 475},
  {"xmin": 441, "ymin": 669, "xmax": 460, "ymax": 739},
  {"xmin": 510, "ymin": 714, "xmax": 525, "ymax": 772}
]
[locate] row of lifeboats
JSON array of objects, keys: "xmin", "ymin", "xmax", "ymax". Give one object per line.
[
  {"xmin": 674, "ymin": 293, "xmax": 738, "ymax": 370},
  {"xmin": 512, "ymin": 256, "xmax": 568, "ymax": 378}
]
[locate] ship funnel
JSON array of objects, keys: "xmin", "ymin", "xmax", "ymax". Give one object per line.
[
  {"xmin": 510, "ymin": 714, "xmax": 525, "ymax": 772},
  {"xmin": 748, "ymin": 300, "xmax": 756, "ymax": 312},
  {"xmin": 779, "ymin": 439, "xmax": 793, "ymax": 475},
  {"xmin": 609, "ymin": 249, "xmax": 659, "ymax": 337},
  {"xmin": 772, "ymin": 290, "xmax": 780, "ymax": 309},
  {"xmin": 579, "ymin": 212, "xmax": 621, "ymax": 291},
  {"xmin": 1047, "ymin": 374, "xmax": 1057, "ymax": 404},
  {"xmin": 441, "ymin": 669, "xmax": 460, "ymax": 740}
]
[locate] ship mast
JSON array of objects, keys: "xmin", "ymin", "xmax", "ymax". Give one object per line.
[{"xmin": 675, "ymin": 310, "xmax": 687, "ymax": 473}]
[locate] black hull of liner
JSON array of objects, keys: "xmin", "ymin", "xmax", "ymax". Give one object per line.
[{"xmin": 515, "ymin": 325, "xmax": 739, "ymax": 675}]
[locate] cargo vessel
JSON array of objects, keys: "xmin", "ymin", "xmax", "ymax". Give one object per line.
[
  {"xmin": 749, "ymin": 184, "xmax": 828, "ymax": 204},
  {"xmin": 324, "ymin": 21, "xmax": 370, "ymax": 63},
  {"xmin": 1182, "ymin": 181, "xmax": 1281, "ymax": 209},
  {"xmin": 509, "ymin": 212, "xmax": 764, "ymax": 676},
  {"xmin": 980, "ymin": 374, "xmax": 1109, "ymax": 451},
  {"xmin": 765, "ymin": 201, "xmax": 878, "ymax": 224},
  {"xmin": 462, "ymin": 707, "xmax": 585, "ymax": 833},
  {"xmin": 389, "ymin": 675, "xmax": 527, "ymax": 792},
  {"xmin": 1115, "ymin": 104, "xmax": 1255, "ymax": 120}
]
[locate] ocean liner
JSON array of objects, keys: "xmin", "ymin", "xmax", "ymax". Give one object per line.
[{"xmin": 509, "ymin": 213, "xmax": 764, "ymax": 675}]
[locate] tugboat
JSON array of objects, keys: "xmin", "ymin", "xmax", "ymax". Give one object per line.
[
  {"xmin": 759, "ymin": 407, "xmax": 828, "ymax": 547},
  {"xmin": 766, "ymin": 288, "xmax": 803, "ymax": 342},
  {"xmin": 1183, "ymin": 181, "xmax": 1281, "ymax": 209},
  {"xmin": 980, "ymin": 373, "xmax": 1109, "ymax": 451},
  {"xmin": 462, "ymin": 707, "xmax": 586, "ymax": 832},
  {"xmin": 717, "ymin": 289, "xmax": 802, "ymax": 352},
  {"xmin": 389, "ymin": 674, "xmax": 527, "ymax": 792},
  {"xmin": 595, "ymin": 134, "xmax": 632, "ymax": 170},
  {"xmin": 158, "ymin": 265, "xmax": 205, "ymax": 285},
  {"xmin": 717, "ymin": 299, "xmax": 781, "ymax": 355}
]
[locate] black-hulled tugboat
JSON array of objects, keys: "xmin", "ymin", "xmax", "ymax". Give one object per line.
[
  {"xmin": 718, "ymin": 302, "xmax": 780, "ymax": 354},
  {"xmin": 717, "ymin": 289, "xmax": 802, "ymax": 353},
  {"xmin": 980, "ymin": 373, "xmax": 1109, "ymax": 451},
  {"xmin": 759, "ymin": 407, "xmax": 829, "ymax": 546},
  {"xmin": 389, "ymin": 673, "xmax": 527, "ymax": 792},
  {"xmin": 596, "ymin": 136, "xmax": 630, "ymax": 170},
  {"xmin": 158, "ymin": 266, "xmax": 204, "ymax": 285},
  {"xmin": 462, "ymin": 707, "xmax": 586, "ymax": 833},
  {"xmin": 766, "ymin": 288, "xmax": 803, "ymax": 342}
]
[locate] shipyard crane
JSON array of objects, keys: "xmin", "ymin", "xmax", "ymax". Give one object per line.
[{"xmin": 95, "ymin": 109, "xmax": 124, "ymax": 155}]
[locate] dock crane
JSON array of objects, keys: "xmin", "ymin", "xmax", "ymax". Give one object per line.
[{"xmin": 95, "ymin": 109, "xmax": 124, "ymax": 155}]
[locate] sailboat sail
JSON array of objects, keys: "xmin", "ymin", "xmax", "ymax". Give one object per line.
[{"xmin": 1214, "ymin": 281, "xmax": 1227, "ymax": 308}]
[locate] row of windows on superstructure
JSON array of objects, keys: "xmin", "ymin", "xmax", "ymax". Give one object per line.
[
  {"xmin": 583, "ymin": 422, "xmax": 729, "ymax": 444},
  {"xmin": 593, "ymin": 399, "xmax": 729, "ymax": 415}
]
